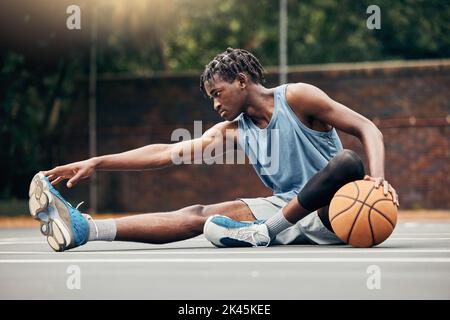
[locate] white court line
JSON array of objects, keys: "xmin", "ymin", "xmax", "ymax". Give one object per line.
[
  {"xmin": 1, "ymin": 249, "xmax": 450, "ymax": 255},
  {"xmin": 1, "ymin": 234, "xmax": 450, "ymax": 242},
  {"xmin": 1, "ymin": 237, "xmax": 450, "ymax": 245},
  {"xmin": 0, "ymin": 242, "xmax": 46, "ymax": 245},
  {"xmin": 0, "ymin": 238, "xmax": 44, "ymax": 242},
  {"xmin": 0, "ymin": 248, "xmax": 450, "ymax": 257},
  {"xmin": 0, "ymin": 236, "xmax": 209, "ymax": 242},
  {"xmin": 1, "ymin": 257, "xmax": 450, "ymax": 263}
]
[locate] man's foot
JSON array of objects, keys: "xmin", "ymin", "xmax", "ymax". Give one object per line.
[
  {"xmin": 28, "ymin": 172, "xmax": 89, "ymax": 252},
  {"xmin": 203, "ymin": 215, "xmax": 270, "ymax": 247}
]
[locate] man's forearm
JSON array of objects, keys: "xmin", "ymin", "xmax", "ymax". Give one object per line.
[
  {"xmin": 361, "ymin": 124, "xmax": 385, "ymax": 178},
  {"xmin": 92, "ymin": 144, "xmax": 173, "ymax": 171}
]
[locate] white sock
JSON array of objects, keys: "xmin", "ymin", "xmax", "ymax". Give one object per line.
[
  {"xmin": 87, "ymin": 219, "xmax": 117, "ymax": 241},
  {"xmin": 265, "ymin": 209, "xmax": 294, "ymax": 239}
]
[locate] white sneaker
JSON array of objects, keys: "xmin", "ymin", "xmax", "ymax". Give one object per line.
[
  {"xmin": 28, "ymin": 172, "xmax": 89, "ymax": 252},
  {"xmin": 203, "ymin": 215, "xmax": 270, "ymax": 247}
]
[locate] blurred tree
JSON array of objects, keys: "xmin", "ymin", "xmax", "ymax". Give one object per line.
[
  {"xmin": 164, "ymin": 0, "xmax": 279, "ymax": 70},
  {"xmin": 162, "ymin": 0, "xmax": 449, "ymax": 67},
  {"xmin": 96, "ymin": 0, "xmax": 172, "ymax": 73}
]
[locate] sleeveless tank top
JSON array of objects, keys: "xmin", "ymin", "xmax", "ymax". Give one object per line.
[{"xmin": 237, "ymin": 84, "xmax": 343, "ymax": 201}]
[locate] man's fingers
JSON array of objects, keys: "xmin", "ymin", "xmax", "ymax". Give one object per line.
[
  {"xmin": 387, "ymin": 184, "xmax": 400, "ymax": 207},
  {"xmin": 394, "ymin": 191, "xmax": 400, "ymax": 207},
  {"xmin": 44, "ymin": 167, "xmax": 60, "ymax": 177},
  {"xmin": 371, "ymin": 178, "xmax": 399, "ymax": 207},
  {"xmin": 374, "ymin": 177, "xmax": 382, "ymax": 188},
  {"xmin": 383, "ymin": 180, "xmax": 389, "ymax": 195},
  {"xmin": 67, "ymin": 171, "xmax": 83, "ymax": 188},
  {"xmin": 50, "ymin": 176, "xmax": 64, "ymax": 186}
]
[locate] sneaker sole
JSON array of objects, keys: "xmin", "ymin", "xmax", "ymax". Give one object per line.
[
  {"xmin": 28, "ymin": 172, "xmax": 72, "ymax": 252},
  {"xmin": 203, "ymin": 215, "xmax": 225, "ymax": 248}
]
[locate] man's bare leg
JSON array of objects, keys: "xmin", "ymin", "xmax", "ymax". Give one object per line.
[{"xmin": 114, "ymin": 200, "xmax": 255, "ymax": 244}]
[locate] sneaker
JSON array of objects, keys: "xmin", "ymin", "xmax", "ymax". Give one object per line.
[
  {"xmin": 203, "ymin": 215, "xmax": 270, "ymax": 247},
  {"xmin": 28, "ymin": 172, "xmax": 89, "ymax": 252}
]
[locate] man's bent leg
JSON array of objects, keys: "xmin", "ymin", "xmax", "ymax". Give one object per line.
[
  {"xmin": 203, "ymin": 149, "xmax": 366, "ymax": 247},
  {"xmin": 113, "ymin": 200, "xmax": 255, "ymax": 244},
  {"xmin": 266, "ymin": 149, "xmax": 365, "ymax": 237}
]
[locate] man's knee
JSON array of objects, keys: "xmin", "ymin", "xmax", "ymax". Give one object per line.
[
  {"xmin": 329, "ymin": 149, "xmax": 365, "ymax": 181},
  {"xmin": 182, "ymin": 204, "xmax": 206, "ymax": 217},
  {"xmin": 185, "ymin": 201, "xmax": 256, "ymax": 221},
  {"xmin": 296, "ymin": 149, "xmax": 365, "ymax": 212},
  {"xmin": 179, "ymin": 204, "xmax": 207, "ymax": 233}
]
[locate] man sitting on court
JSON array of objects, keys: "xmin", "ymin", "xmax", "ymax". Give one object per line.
[{"xmin": 28, "ymin": 48, "xmax": 398, "ymax": 251}]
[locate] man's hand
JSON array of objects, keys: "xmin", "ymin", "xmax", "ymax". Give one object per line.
[
  {"xmin": 363, "ymin": 175, "xmax": 399, "ymax": 207},
  {"xmin": 44, "ymin": 158, "xmax": 98, "ymax": 188}
]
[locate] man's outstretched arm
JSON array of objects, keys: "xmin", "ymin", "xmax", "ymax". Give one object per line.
[{"xmin": 44, "ymin": 121, "xmax": 237, "ymax": 188}]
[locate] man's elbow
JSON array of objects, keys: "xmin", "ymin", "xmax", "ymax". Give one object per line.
[
  {"xmin": 378, "ymin": 129, "xmax": 384, "ymax": 141},
  {"xmin": 365, "ymin": 122, "xmax": 383, "ymax": 141},
  {"xmin": 373, "ymin": 123, "xmax": 383, "ymax": 141},
  {"xmin": 372, "ymin": 125, "xmax": 383, "ymax": 141}
]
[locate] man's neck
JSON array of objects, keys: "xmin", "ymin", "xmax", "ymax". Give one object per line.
[{"xmin": 243, "ymin": 84, "xmax": 276, "ymax": 129}]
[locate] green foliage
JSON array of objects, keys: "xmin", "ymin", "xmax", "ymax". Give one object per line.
[
  {"xmin": 0, "ymin": 52, "xmax": 85, "ymax": 199},
  {"xmin": 163, "ymin": 0, "xmax": 449, "ymax": 68},
  {"xmin": 90, "ymin": 0, "xmax": 450, "ymax": 72},
  {"xmin": 165, "ymin": 0, "xmax": 279, "ymax": 70}
]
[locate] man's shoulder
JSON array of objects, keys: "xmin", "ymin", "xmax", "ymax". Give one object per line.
[
  {"xmin": 285, "ymin": 82, "xmax": 320, "ymax": 103},
  {"xmin": 285, "ymin": 82, "xmax": 329, "ymax": 112}
]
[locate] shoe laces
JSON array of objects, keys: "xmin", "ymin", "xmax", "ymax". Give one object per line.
[
  {"xmin": 75, "ymin": 201, "xmax": 84, "ymax": 210},
  {"xmin": 229, "ymin": 225, "xmax": 270, "ymax": 247}
]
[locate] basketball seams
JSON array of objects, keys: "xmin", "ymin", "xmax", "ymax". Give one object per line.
[
  {"xmin": 329, "ymin": 181, "xmax": 360, "ymax": 223},
  {"xmin": 346, "ymin": 185, "xmax": 376, "ymax": 244},
  {"xmin": 332, "ymin": 195, "xmax": 396, "ymax": 229},
  {"xmin": 368, "ymin": 198, "xmax": 397, "ymax": 228},
  {"xmin": 368, "ymin": 208, "xmax": 375, "ymax": 245},
  {"xmin": 368, "ymin": 209, "xmax": 394, "ymax": 245}
]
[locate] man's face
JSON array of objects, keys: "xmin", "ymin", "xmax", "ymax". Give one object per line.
[{"xmin": 203, "ymin": 74, "xmax": 248, "ymax": 121}]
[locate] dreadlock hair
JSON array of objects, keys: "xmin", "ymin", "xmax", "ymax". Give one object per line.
[{"xmin": 200, "ymin": 48, "xmax": 266, "ymax": 97}]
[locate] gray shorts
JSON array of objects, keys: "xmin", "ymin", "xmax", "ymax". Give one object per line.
[{"xmin": 238, "ymin": 196, "xmax": 345, "ymax": 245}]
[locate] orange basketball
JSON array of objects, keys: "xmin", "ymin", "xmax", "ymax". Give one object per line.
[{"xmin": 329, "ymin": 180, "xmax": 397, "ymax": 248}]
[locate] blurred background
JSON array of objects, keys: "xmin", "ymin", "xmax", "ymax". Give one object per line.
[{"xmin": 0, "ymin": 0, "xmax": 449, "ymax": 218}]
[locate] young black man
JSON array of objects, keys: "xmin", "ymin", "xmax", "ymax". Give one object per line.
[{"xmin": 28, "ymin": 48, "xmax": 398, "ymax": 251}]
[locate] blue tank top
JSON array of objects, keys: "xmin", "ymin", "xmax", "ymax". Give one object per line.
[{"xmin": 237, "ymin": 84, "xmax": 343, "ymax": 201}]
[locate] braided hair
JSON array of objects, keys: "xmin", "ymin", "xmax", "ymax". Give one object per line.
[{"xmin": 200, "ymin": 48, "xmax": 265, "ymax": 97}]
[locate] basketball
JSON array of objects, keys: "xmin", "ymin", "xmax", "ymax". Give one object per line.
[{"xmin": 329, "ymin": 180, "xmax": 398, "ymax": 248}]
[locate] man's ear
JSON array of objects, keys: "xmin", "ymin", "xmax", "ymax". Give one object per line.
[{"xmin": 237, "ymin": 73, "xmax": 248, "ymax": 89}]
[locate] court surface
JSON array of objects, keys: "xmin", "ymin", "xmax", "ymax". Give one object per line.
[{"xmin": 1, "ymin": 220, "xmax": 450, "ymax": 299}]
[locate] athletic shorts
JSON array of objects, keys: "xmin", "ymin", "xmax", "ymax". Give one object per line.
[{"xmin": 238, "ymin": 196, "xmax": 345, "ymax": 245}]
